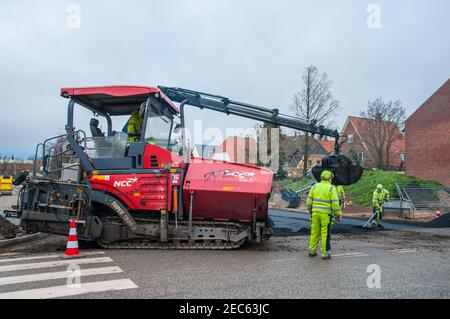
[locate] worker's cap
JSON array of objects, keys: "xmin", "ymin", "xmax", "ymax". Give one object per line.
[
  {"xmin": 377, "ymin": 184, "xmax": 383, "ymax": 189},
  {"xmin": 321, "ymin": 170, "xmax": 333, "ymax": 180}
]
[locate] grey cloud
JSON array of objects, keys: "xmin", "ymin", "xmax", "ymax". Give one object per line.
[{"xmin": 0, "ymin": 0, "xmax": 449, "ymax": 158}]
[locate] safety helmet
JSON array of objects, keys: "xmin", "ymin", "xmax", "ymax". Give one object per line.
[
  {"xmin": 139, "ymin": 102, "xmax": 146, "ymax": 118},
  {"xmin": 321, "ymin": 170, "xmax": 333, "ymax": 181},
  {"xmin": 377, "ymin": 184, "xmax": 383, "ymax": 190}
]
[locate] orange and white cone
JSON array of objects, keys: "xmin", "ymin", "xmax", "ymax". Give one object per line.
[
  {"xmin": 435, "ymin": 208, "xmax": 441, "ymax": 219},
  {"xmin": 63, "ymin": 218, "xmax": 81, "ymax": 258}
]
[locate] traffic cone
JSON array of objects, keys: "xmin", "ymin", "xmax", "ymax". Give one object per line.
[
  {"xmin": 435, "ymin": 208, "xmax": 441, "ymax": 219},
  {"xmin": 63, "ymin": 218, "xmax": 82, "ymax": 258}
]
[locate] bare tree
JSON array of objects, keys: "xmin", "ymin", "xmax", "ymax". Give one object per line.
[
  {"xmin": 290, "ymin": 65, "xmax": 340, "ymax": 175},
  {"xmin": 360, "ymin": 98, "xmax": 406, "ymax": 169}
]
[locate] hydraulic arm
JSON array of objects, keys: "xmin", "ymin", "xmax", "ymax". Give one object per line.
[{"xmin": 159, "ymin": 86, "xmax": 363, "ymax": 185}]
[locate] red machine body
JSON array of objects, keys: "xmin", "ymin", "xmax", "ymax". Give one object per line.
[
  {"xmin": 88, "ymin": 143, "xmax": 273, "ymax": 224},
  {"xmin": 183, "ymin": 159, "xmax": 273, "ymax": 222},
  {"xmin": 88, "ymin": 145, "xmax": 184, "ymax": 212}
]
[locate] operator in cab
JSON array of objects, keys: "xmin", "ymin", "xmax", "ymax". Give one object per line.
[{"xmin": 127, "ymin": 103, "xmax": 145, "ymax": 142}]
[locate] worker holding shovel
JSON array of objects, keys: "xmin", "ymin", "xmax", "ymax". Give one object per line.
[
  {"xmin": 336, "ymin": 185, "xmax": 345, "ymax": 209},
  {"xmin": 372, "ymin": 184, "xmax": 390, "ymax": 229}
]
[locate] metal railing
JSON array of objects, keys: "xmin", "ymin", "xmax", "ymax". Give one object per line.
[
  {"xmin": 396, "ymin": 184, "xmax": 450, "ymax": 212},
  {"xmin": 33, "ymin": 130, "xmax": 86, "ymax": 181}
]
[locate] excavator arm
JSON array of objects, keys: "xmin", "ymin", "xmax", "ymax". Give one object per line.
[{"xmin": 158, "ymin": 86, "xmax": 363, "ymax": 185}]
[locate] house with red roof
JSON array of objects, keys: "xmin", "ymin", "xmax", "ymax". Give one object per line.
[
  {"xmin": 405, "ymin": 79, "xmax": 450, "ymax": 185},
  {"xmin": 216, "ymin": 136, "xmax": 258, "ymax": 164},
  {"xmin": 339, "ymin": 116, "xmax": 405, "ymax": 170},
  {"xmin": 318, "ymin": 138, "xmax": 335, "ymax": 154}
]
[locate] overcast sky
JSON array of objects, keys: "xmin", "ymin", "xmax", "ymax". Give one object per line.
[{"xmin": 0, "ymin": 0, "xmax": 449, "ymax": 158}]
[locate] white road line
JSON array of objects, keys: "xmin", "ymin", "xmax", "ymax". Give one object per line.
[
  {"xmin": 397, "ymin": 250, "xmax": 431, "ymax": 254},
  {"xmin": 0, "ymin": 257, "xmax": 113, "ymax": 273},
  {"xmin": 0, "ymin": 251, "xmax": 106, "ymax": 264},
  {"xmin": 0, "ymin": 266, "xmax": 123, "ymax": 286},
  {"xmin": 334, "ymin": 254, "xmax": 370, "ymax": 258},
  {"xmin": 389, "ymin": 248, "xmax": 420, "ymax": 253},
  {"xmin": 0, "ymin": 278, "xmax": 138, "ymax": 299},
  {"xmin": 270, "ymin": 258, "xmax": 297, "ymax": 263},
  {"xmin": 332, "ymin": 252, "xmax": 368, "ymax": 258}
]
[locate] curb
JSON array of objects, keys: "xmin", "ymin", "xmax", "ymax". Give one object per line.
[{"xmin": 0, "ymin": 233, "xmax": 42, "ymax": 249}]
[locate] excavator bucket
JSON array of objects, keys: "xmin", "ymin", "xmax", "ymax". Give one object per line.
[{"xmin": 312, "ymin": 154, "xmax": 364, "ymax": 186}]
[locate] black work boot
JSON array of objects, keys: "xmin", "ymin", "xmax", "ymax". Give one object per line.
[{"xmin": 321, "ymin": 253, "xmax": 332, "ymax": 260}]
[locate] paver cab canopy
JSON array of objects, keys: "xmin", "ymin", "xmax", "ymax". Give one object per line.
[{"xmin": 61, "ymin": 85, "xmax": 179, "ymax": 115}]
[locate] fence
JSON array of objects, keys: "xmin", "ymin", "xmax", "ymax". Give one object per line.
[{"xmin": 396, "ymin": 184, "xmax": 450, "ymax": 214}]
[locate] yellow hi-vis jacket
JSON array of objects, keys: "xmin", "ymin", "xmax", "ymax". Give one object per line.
[
  {"xmin": 372, "ymin": 189, "xmax": 389, "ymax": 209},
  {"xmin": 127, "ymin": 111, "xmax": 143, "ymax": 142},
  {"xmin": 336, "ymin": 185, "xmax": 345, "ymax": 201},
  {"xmin": 307, "ymin": 181, "xmax": 342, "ymax": 218}
]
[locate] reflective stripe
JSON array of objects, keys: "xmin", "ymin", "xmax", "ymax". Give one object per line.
[
  {"xmin": 311, "ymin": 198, "xmax": 329, "ymax": 203},
  {"xmin": 69, "ymin": 228, "xmax": 77, "ymax": 236},
  {"xmin": 312, "ymin": 206, "xmax": 332, "ymax": 211},
  {"xmin": 310, "ymin": 198, "xmax": 340, "ymax": 204},
  {"xmin": 66, "ymin": 241, "xmax": 78, "ymax": 249}
]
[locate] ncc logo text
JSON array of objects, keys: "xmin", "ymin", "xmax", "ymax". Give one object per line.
[{"xmin": 113, "ymin": 178, "xmax": 139, "ymax": 188}]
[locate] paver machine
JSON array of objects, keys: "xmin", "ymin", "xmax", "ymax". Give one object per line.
[{"xmin": 17, "ymin": 85, "xmax": 363, "ymax": 249}]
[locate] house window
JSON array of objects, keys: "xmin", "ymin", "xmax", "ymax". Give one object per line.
[{"xmin": 347, "ymin": 134, "xmax": 354, "ymax": 144}]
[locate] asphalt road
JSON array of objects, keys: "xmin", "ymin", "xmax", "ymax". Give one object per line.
[
  {"xmin": 0, "ymin": 235, "xmax": 449, "ymax": 299},
  {"xmin": 1, "ymin": 219, "xmax": 449, "ymax": 299},
  {"xmin": 1, "ymin": 198, "xmax": 450, "ymax": 299}
]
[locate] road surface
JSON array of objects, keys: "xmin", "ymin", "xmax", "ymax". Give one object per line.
[{"xmin": 1, "ymin": 200, "xmax": 450, "ymax": 299}]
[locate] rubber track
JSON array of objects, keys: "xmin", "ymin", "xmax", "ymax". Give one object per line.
[{"xmin": 96, "ymin": 219, "xmax": 247, "ymax": 250}]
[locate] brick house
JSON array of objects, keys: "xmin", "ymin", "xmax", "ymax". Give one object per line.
[
  {"xmin": 216, "ymin": 136, "xmax": 258, "ymax": 164},
  {"xmin": 340, "ymin": 116, "xmax": 405, "ymax": 170},
  {"xmin": 405, "ymin": 79, "xmax": 450, "ymax": 185},
  {"xmin": 0, "ymin": 160, "xmax": 34, "ymax": 176},
  {"xmin": 318, "ymin": 138, "xmax": 335, "ymax": 154},
  {"xmin": 284, "ymin": 135, "xmax": 329, "ymax": 176}
]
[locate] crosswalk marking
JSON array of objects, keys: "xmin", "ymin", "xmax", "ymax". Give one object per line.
[
  {"xmin": 0, "ymin": 279, "xmax": 138, "ymax": 299},
  {"xmin": 0, "ymin": 266, "xmax": 123, "ymax": 286},
  {"xmin": 0, "ymin": 251, "xmax": 106, "ymax": 264},
  {"xmin": 0, "ymin": 257, "xmax": 113, "ymax": 273},
  {"xmin": 0, "ymin": 251, "xmax": 138, "ymax": 299}
]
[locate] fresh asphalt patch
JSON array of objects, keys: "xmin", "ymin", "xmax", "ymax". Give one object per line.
[{"xmin": 269, "ymin": 209, "xmax": 449, "ymax": 238}]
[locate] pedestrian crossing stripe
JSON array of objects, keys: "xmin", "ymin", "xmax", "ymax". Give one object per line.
[
  {"xmin": 0, "ymin": 279, "xmax": 137, "ymax": 299},
  {"xmin": 0, "ymin": 252, "xmax": 138, "ymax": 299},
  {"xmin": 0, "ymin": 266, "xmax": 123, "ymax": 286},
  {"xmin": 0, "ymin": 257, "xmax": 113, "ymax": 273},
  {"xmin": 0, "ymin": 251, "xmax": 106, "ymax": 264}
]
